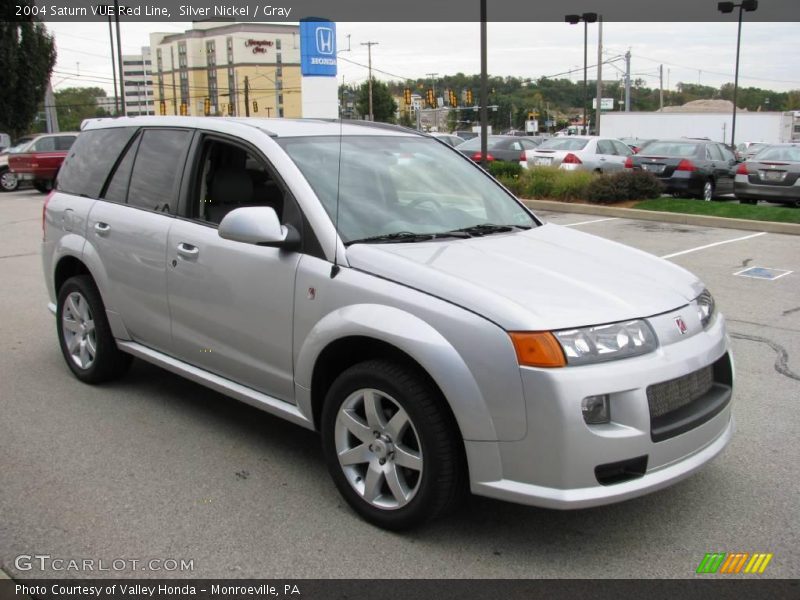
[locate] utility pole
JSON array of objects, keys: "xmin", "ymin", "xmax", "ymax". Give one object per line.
[
  {"xmin": 44, "ymin": 82, "xmax": 59, "ymax": 133},
  {"xmin": 480, "ymin": 0, "xmax": 488, "ymax": 166},
  {"xmin": 107, "ymin": 14, "xmax": 119, "ymax": 115},
  {"xmin": 113, "ymin": 0, "xmax": 125, "ymax": 116},
  {"xmin": 595, "ymin": 16, "xmax": 603, "ymax": 135},
  {"xmin": 624, "ymin": 49, "xmax": 631, "ymax": 112},
  {"xmin": 244, "ymin": 76, "xmax": 250, "ymax": 117},
  {"xmin": 170, "ymin": 47, "xmax": 177, "ymax": 115},
  {"xmin": 659, "ymin": 64, "xmax": 664, "ymax": 110},
  {"xmin": 361, "ymin": 41, "xmax": 378, "ymax": 121},
  {"xmin": 426, "ymin": 72, "xmax": 438, "ymax": 130}
]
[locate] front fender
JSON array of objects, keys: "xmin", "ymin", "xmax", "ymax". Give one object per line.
[{"xmin": 294, "ymin": 304, "xmax": 499, "ymax": 441}]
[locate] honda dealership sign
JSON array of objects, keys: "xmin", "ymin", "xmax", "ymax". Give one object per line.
[{"xmin": 300, "ymin": 19, "xmax": 337, "ymax": 77}]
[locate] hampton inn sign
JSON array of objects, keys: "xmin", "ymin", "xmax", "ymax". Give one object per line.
[{"xmin": 244, "ymin": 39, "xmax": 274, "ymax": 54}]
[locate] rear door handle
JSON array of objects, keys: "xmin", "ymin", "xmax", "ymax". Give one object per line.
[
  {"xmin": 94, "ymin": 222, "xmax": 111, "ymax": 236},
  {"xmin": 176, "ymin": 242, "xmax": 199, "ymax": 259}
]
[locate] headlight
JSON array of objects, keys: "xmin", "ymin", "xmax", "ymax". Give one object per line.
[
  {"xmin": 695, "ymin": 289, "xmax": 715, "ymax": 329},
  {"xmin": 553, "ymin": 319, "xmax": 658, "ymax": 366}
]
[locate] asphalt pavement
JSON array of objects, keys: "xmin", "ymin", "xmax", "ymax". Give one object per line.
[{"xmin": 1, "ymin": 189, "xmax": 798, "ymax": 579}]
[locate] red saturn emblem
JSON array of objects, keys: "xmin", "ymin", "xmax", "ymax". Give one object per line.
[{"xmin": 675, "ymin": 316, "xmax": 688, "ymax": 335}]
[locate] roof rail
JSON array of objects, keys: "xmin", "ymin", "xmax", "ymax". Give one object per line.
[{"xmin": 320, "ymin": 119, "xmax": 424, "ymax": 136}]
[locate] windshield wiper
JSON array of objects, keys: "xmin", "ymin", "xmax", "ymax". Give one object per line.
[
  {"xmin": 447, "ymin": 223, "xmax": 530, "ymax": 237},
  {"xmin": 345, "ymin": 230, "xmax": 473, "ymax": 246}
]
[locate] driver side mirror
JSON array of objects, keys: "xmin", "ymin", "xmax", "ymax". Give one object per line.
[{"xmin": 218, "ymin": 206, "xmax": 300, "ymax": 250}]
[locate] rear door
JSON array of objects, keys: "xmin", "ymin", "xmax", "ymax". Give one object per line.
[
  {"xmin": 595, "ymin": 139, "xmax": 619, "ymax": 172},
  {"xmin": 715, "ymin": 144, "xmax": 737, "ymax": 194},
  {"xmin": 86, "ymin": 128, "xmax": 193, "ymax": 353}
]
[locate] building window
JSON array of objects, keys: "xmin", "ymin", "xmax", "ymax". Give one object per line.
[
  {"xmin": 276, "ymin": 53, "xmax": 282, "ymax": 64},
  {"xmin": 276, "ymin": 39, "xmax": 281, "ymax": 50}
]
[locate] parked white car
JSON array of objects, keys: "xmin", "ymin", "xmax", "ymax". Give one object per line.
[{"xmin": 524, "ymin": 136, "xmax": 633, "ymax": 172}]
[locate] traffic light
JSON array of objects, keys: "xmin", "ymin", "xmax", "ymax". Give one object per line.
[
  {"xmin": 403, "ymin": 88, "xmax": 412, "ymax": 106},
  {"xmin": 159, "ymin": 100, "xmax": 166, "ymax": 116},
  {"xmin": 426, "ymin": 89, "xmax": 435, "ymax": 108},
  {"xmin": 466, "ymin": 89, "xmax": 473, "ymax": 105},
  {"xmin": 252, "ymin": 100, "xmax": 258, "ymax": 113},
  {"xmin": 204, "ymin": 97, "xmax": 211, "ymax": 116},
  {"xmin": 449, "ymin": 90, "xmax": 457, "ymax": 108},
  {"xmin": 228, "ymin": 102, "xmax": 234, "ymax": 116},
  {"xmin": 179, "ymin": 103, "xmax": 187, "ymax": 116}
]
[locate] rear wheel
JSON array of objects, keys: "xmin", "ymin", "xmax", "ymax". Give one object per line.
[
  {"xmin": 0, "ymin": 167, "xmax": 18, "ymax": 192},
  {"xmin": 321, "ymin": 360, "xmax": 465, "ymax": 530},
  {"xmin": 56, "ymin": 275, "xmax": 132, "ymax": 383},
  {"xmin": 702, "ymin": 180, "xmax": 715, "ymax": 202}
]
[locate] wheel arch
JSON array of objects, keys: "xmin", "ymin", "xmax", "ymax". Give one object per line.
[{"xmin": 295, "ymin": 304, "xmax": 499, "ymax": 442}]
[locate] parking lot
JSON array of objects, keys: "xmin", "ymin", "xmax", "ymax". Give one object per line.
[{"xmin": 1, "ymin": 188, "xmax": 798, "ymax": 579}]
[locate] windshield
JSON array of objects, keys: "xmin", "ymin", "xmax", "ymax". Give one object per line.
[
  {"xmin": 538, "ymin": 138, "xmax": 589, "ymax": 151},
  {"xmin": 640, "ymin": 142, "xmax": 699, "ymax": 157},
  {"xmin": 277, "ymin": 135, "xmax": 537, "ymax": 244}
]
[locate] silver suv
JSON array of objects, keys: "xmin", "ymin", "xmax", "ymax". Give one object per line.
[{"xmin": 43, "ymin": 117, "xmax": 733, "ymax": 529}]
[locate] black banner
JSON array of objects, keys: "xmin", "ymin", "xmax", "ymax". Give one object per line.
[
  {"xmin": 1, "ymin": 579, "xmax": 799, "ymax": 600},
  {"xmin": 4, "ymin": 0, "xmax": 799, "ymax": 22}
]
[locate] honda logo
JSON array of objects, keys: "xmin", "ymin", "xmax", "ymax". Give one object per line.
[
  {"xmin": 675, "ymin": 316, "xmax": 688, "ymax": 335},
  {"xmin": 316, "ymin": 27, "xmax": 334, "ymax": 55}
]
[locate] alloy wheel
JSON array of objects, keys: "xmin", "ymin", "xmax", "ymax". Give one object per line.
[
  {"xmin": 334, "ymin": 388, "xmax": 423, "ymax": 510},
  {"xmin": 61, "ymin": 291, "xmax": 97, "ymax": 370}
]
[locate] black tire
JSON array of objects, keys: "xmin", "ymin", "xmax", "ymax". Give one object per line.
[
  {"xmin": 321, "ymin": 359, "xmax": 465, "ymax": 530},
  {"xmin": 56, "ymin": 275, "xmax": 132, "ymax": 383},
  {"xmin": 0, "ymin": 166, "xmax": 19, "ymax": 192},
  {"xmin": 33, "ymin": 179, "xmax": 53, "ymax": 193}
]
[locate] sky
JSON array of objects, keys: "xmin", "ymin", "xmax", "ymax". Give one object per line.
[{"xmin": 45, "ymin": 21, "xmax": 800, "ymax": 98}]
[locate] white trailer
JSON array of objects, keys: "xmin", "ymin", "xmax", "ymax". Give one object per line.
[{"xmin": 600, "ymin": 111, "xmax": 798, "ymax": 145}]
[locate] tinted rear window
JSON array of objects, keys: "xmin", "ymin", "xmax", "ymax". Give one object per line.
[
  {"xmin": 58, "ymin": 128, "xmax": 137, "ymax": 198},
  {"xmin": 460, "ymin": 137, "xmax": 511, "ymax": 151},
  {"xmin": 127, "ymin": 129, "xmax": 192, "ymax": 213},
  {"xmin": 538, "ymin": 138, "xmax": 589, "ymax": 151},
  {"xmin": 641, "ymin": 142, "xmax": 700, "ymax": 157}
]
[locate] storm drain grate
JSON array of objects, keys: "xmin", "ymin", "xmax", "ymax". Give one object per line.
[{"xmin": 734, "ymin": 267, "xmax": 793, "ymax": 281}]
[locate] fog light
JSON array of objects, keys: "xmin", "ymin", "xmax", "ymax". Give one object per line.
[{"xmin": 582, "ymin": 394, "xmax": 610, "ymax": 424}]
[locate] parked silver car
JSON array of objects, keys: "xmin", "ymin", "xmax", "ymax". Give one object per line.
[
  {"xmin": 43, "ymin": 117, "xmax": 733, "ymax": 530},
  {"xmin": 734, "ymin": 143, "xmax": 800, "ymax": 206},
  {"xmin": 525, "ymin": 135, "xmax": 633, "ymax": 172}
]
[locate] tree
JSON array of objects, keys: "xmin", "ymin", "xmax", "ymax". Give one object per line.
[
  {"xmin": 0, "ymin": 6, "xmax": 57, "ymax": 138},
  {"xmin": 55, "ymin": 87, "xmax": 110, "ymax": 131},
  {"xmin": 356, "ymin": 79, "xmax": 397, "ymax": 123}
]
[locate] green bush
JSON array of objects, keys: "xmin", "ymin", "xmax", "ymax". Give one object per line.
[
  {"xmin": 520, "ymin": 166, "xmax": 560, "ymax": 199},
  {"xmin": 495, "ymin": 174, "xmax": 523, "ymax": 196},
  {"xmin": 551, "ymin": 170, "xmax": 593, "ymax": 201},
  {"xmin": 488, "ymin": 161, "xmax": 523, "ymax": 180},
  {"xmin": 586, "ymin": 171, "xmax": 664, "ymax": 203},
  {"xmin": 625, "ymin": 170, "xmax": 664, "ymax": 200}
]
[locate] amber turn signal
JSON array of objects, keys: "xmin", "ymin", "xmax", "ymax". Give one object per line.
[{"xmin": 509, "ymin": 332, "xmax": 567, "ymax": 368}]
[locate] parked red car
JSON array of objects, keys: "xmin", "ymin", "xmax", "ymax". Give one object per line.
[{"xmin": 8, "ymin": 133, "xmax": 78, "ymax": 193}]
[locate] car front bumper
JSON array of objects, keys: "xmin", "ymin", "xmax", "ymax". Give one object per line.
[{"xmin": 466, "ymin": 309, "xmax": 733, "ymax": 509}]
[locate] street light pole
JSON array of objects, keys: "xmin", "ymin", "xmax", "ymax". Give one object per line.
[
  {"xmin": 361, "ymin": 41, "xmax": 378, "ymax": 121},
  {"xmin": 718, "ymin": 0, "xmax": 758, "ymax": 147},
  {"xmin": 566, "ymin": 12, "xmax": 597, "ymax": 135}
]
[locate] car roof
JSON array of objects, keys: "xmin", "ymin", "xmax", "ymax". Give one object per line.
[{"xmin": 80, "ymin": 116, "xmax": 422, "ymax": 139}]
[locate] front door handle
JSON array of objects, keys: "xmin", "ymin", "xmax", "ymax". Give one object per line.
[
  {"xmin": 176, "ymin": 242, "xmax": 199, "ymax": 259},
  {"xmin": 94, "ymin": 222, "xmax": 111, "ymax": 236}
]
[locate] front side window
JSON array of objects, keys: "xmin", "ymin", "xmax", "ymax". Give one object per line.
[
  {"xmin": 277, "ymin": 135, "xmax": 537, "ymax": 244},
  {"xmin": 127, "ymin": 129, "xmax": 192, "ymax": 213}
]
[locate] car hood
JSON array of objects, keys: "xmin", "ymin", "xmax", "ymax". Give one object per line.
[{"xmin": 345, "ymin": 223, "xmax": 703, "ymax": 331}]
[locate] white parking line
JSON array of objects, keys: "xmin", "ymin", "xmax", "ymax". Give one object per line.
[
  {"xmin": 562, "ymin": 217, "xmax": 619, "ymax": 227},
  {"xmin": 660, "ymin": 231, "xmax": 767, "ymax": 259}
]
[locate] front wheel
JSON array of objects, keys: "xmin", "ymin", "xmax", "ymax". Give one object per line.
[
  {"xmin": 0, "ymin": 167, "xmax": 18, "ymax": 192},
  {"xmin": 321, "ymin": 360, "xmax": 465, "ymax": 530},
  {"xmin": 56, "ymin": 275, "xmax": 132, "ymax": 383}
]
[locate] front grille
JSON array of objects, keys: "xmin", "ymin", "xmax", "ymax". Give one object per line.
[
  {"xmin": 647, "ymin": 354, "xmax": 733, "ymax": 443},
  {"xmin": 647, "ymin": 365, "xmax": 714, "ymax": 418}
]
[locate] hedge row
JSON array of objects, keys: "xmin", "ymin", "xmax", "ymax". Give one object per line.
[{"xmin": 489, "ymin": 163, "xmax": 664, "ymax": 203}]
